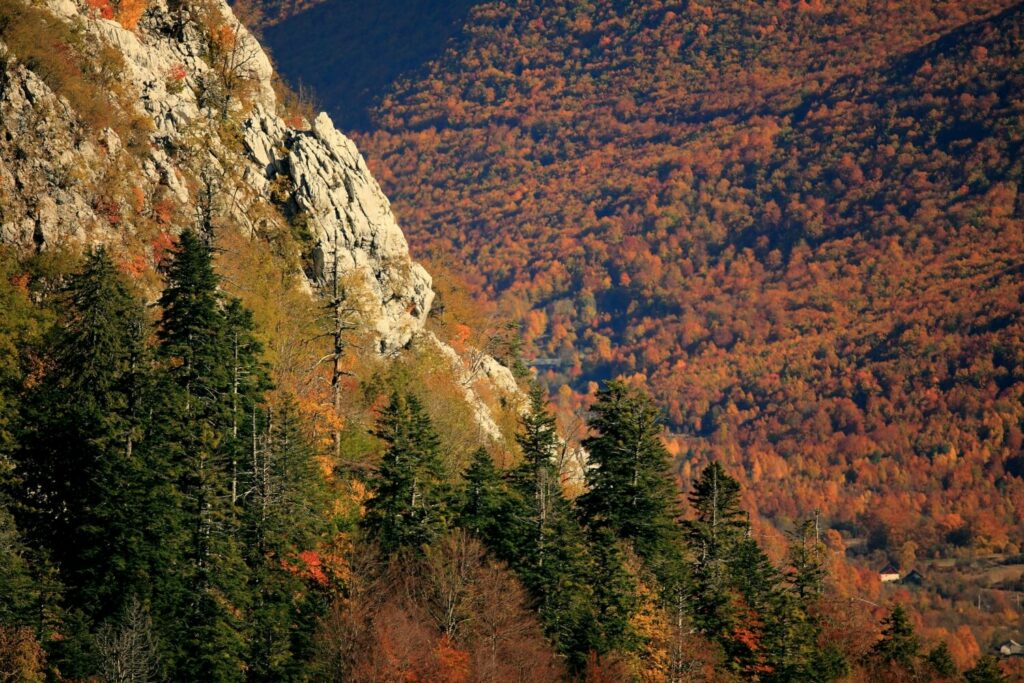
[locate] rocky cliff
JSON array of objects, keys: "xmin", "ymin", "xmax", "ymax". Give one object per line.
[
  {"xmin": 0, "ymin": 0, "xmax": 522, "ymax": 441},
  {"xmin": 0, "ymin": 0, "xmax": 432, "ymax": 352}
]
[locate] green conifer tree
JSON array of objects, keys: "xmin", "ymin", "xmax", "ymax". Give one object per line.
[
  {"xmin": 684, "ymin": 463, "xmax": 748, "ymax": 640},
  {"xmin": 578, "ymin": 380, "xmax": 681, "ymax": 566},
  {"xmin": 870, "ymin": 604, "xmax": 920, "ymax": 673},
  {"xmin": 505, "ymin": 385, "xmax": 600, "ymax": 671},
  {"xmin": 511, "ymin": 384, "xmax": 562, "ymax": 571},
  {"xmin": 588, "ymin": 527, "xmax": 639, "ymax": 655},
  {"xmin": 223, "ymin": 298, "xmax": 269, "ymax": 507},
  {"xmin": 19, "ymin": 248, "xmax": 159, "ymax": 618},
  {"xmin": 787, "ymin": 517, "xmax": 826, "ymax": 603},
  {"xmin": 964, "ymin": 655, "xmax": 1007, "ymax": 683},
  {"xmin": 245, "ymin": 398, "xmax": 333, "ymax": 682},
  {"xmin": 156, "ymin": 230, "xmax": 254, "ymax": 681},
  {"xmin": 924, "ymin": 642, "xmax": 957, "ymax": 678},
  {"xmin": 728, "ymin": 535, "xmax": 784, "ymax": 675},
  {"xmin": 362, "ymin": 392, "xmax": 448, "ymax": 553},
  {"xmin": 770, "ymin": 516, "xmax": 847, "ymax": 682},
  {"xmin": 0, "ymin": 257, "xmax": 49, "ymax": 637},
  {"xmin": 457, "ymin": 447, "xmax": 512, "ymax": 552}
]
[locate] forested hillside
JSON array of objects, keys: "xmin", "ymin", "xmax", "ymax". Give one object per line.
[
  {"xmin": 251, "ymin": 0, "xmax": 1024, "ymax": 659},
  {"xmin": 6, "ymin": 239, "xmax": 1010, "ymax": 680},
  {"xmin": 3, "ymin": 0, "xmax": 1024, "ymax": 679},
  {"xmin": 355, "ymin": 0, "xmax": 1024, "ymax": 559}
]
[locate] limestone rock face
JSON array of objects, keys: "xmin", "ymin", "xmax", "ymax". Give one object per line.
[
  {"xmin": 0, "ymin": 0, "xmax": 433, "ymax": 351},
  {"xmin": 237, "ymin": 105, "xmax": 435, "ymax": 351},
  {"xmin": 0, "ymin": 0, "xmax": 517, "ymax": 431},
  {"xmin": 276, "ymin": 112, "xmax": 434, "ymax": 350},
  {"xmin": 0, "ymin": 59, "xmax": 102, "ymax": 246}
]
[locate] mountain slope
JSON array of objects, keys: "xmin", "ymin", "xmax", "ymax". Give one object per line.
[
  {"xmin": 262, "ymin": 0, "xmax": 481, "ymax": 131},
  {"xmin": 264, "ymin": 0, "xmax": 1024, "ymax": 562},
  {"xmin": 0, "ymin": 0, "xmax": 525, "ymax": 460}
]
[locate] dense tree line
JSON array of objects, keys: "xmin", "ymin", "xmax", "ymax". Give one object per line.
[
  {"xmin": 347, "ymin": 0, "xmax": 1024, "ymax": 574},
  {"xmin": 259, "ymin": 0, "xmax": 1024, "ymax": 650},
  {"xmin": 1, "ymin": 237, "xmax": 1016, "ymax": 680},
  {"xmin": 1, "ymin": 236, "xmax": 335, "ymax": 681}
]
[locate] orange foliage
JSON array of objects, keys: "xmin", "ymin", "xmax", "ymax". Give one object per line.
[
  {"xmin": 115, "ymin": 0, "xmax": 146, "ymax": 29},
  {"xmin": 294, "ymin": 550, "xmax": 329, "ymax": 586},
  {"xmin": 85, "ymin": 0, "xmax": 114, "ymax": 20},
  {"xmin": 339, "ymin": 0, "xmax": 1024, "ymax": 642},
  {"xmin": 8, "ymin": 272, "xmax": 30, "ymax": 294},
  {"xmin": 314, "ymin": 535, "xmax": 563, "ymax": 682},
  {"xmin": 432, "ymin": 635, "xmax": 471, "ymax": 683},
  {"xmin": 150, "ymin": 231, "xmax": 175, "ymax": 265},
  {"xmin": 119, "ymin": 254, "xmax": 147, "ymax": 278}
]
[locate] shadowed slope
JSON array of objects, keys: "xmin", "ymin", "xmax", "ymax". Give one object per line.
[{"xmin": 263, "ymin": 0, "xmax": 481, "ymax": 131}]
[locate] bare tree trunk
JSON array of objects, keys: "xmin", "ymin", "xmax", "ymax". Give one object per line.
[{"xmin": 231, "ymin": 331, "xmax": 239, "ymax": 505}]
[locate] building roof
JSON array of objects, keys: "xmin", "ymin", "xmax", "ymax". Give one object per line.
[{"xmin": 900, "ymin": 569, "xmax": 924, "ymax": 584}]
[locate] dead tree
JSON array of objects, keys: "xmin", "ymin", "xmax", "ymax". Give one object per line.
[
  {"xmin": 96, "ymin": 597, "xmax": 161, "ymax": 683},
  {"xmin": 310, "ymin": 229, "xmax": 362, "ymax": 460}
]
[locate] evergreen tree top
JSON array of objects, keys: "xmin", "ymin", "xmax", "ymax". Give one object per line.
[
  {"xmin": 871, "ymin": 604, "xmax": 920, "ymax": 669},
  {"xmin": 688, "ymin": 462, "xmax": 747, "ymax": 538},
  {"xmin": 61, "ymin": 247, "xmax": 146, "ymax": 394},
  {"xmin": 578, "ymin": 380, "xmax": 680, "ymax": 570},
  {"xmin": 964, "ymin": 654, "xmax": 1008, "ymax": 683},
  {"xmin": 516, "ymin": 383, "xmax": 559, "ymax": 470},
  {"xmin": 157, "ymin": 229, "xmax": 221, "ymax": 348}
]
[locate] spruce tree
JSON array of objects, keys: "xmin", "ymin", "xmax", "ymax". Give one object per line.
[
  {"xmin": 245, "ymin": 398, "xmax": 333, "ymax": 682},
  {"xmin": 771, "ymin": 516, "xmax": 847, "ymax": 682},
  {"xmin": 17, "ymin": 248, "xmax": 152, "ymax": 618},
  {"xmin": 870, "ymin": 604, "xmax": 920, "ymax": 672},
  {"xmin": 223, "ymin": 298, "xmax": 269, "ymax": 507},
  {"xmin": 0, "ymin": 505, "xmax": 43, "ymax": 629},
  {"xmin": 728, "ymin": 535, "xmax": 784, "ymax": 676},
  {"xmin": 511, "ymin": 384, "xmax": 562, "ymax": 572},
  {"xmin": 588, "ymin": 527, "xmax": 639, "ymax": 655},
  {"xmin": 457, "ymin": 447, "xmax": 513, "ymax": 554},
  {"xmin": 156, "ymin": 229, "xmax": 253, "ymax": 681},
  {"xmin": 578, "ymin": 380, "xmax": 681, "ymax": 566},
  {"xmin": 684, "ymin": 462, "xmax": 747, "ymax": 639},
  {"xmin": 787, "ymin": 517, "xmax": 826, "ymax": 602},
  {"xmin": 362, "ymin": 392, "xmax": 448, "ymax": 553},
  {"xmin": 505, "ymin": 385, "xmax": 600, "ymax": 671},
  {"xmin": 964, "ymin": 655, "xmax": 1007, "ymax": 683},
  {"xmin": 924, "ymin": 642, "xmax": 957, "ymax": 678}
]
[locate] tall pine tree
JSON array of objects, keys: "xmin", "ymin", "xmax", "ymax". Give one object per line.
[
  {"xmin": 578, "ymin": 380, "xmax": 683, "ymax": 579},
  {"xmin": 18, "ymin": 248, "xmax": 153, "ymax": 617},
  {"xmin": 245, "ymin": 397, "xmax": 333, "ymax": 682},
  {"xmin": 156, "ymin": 229, "xmax": 255, "ymax": 681},
  {"xmin": 457, "ymin": 447, "xmax": 512, "ymax": 553},
  {"xmin": 870, "ymin": 604, "xmax": 920, "ymax": 674},
  {"xmin": 685, "ymin": 463, "xmax": 792, "ymax": 676},
  {"xmin": 505, "ymin": 385, "xmax": 600, "ymax": 672},
  {"xmin": 362, "ymin": 392, "xmax": 448, "ymax": 554}
]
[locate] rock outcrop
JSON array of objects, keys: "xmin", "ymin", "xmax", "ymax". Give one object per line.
[
  {"xmin": 1, "ymin": 0, "xmax": 432, "ymax": 351},
  {"xmin": 0, "ymin": 59, "xmax": 102, "ymax": 247},
  {"xmin": 248, "ymin": 109, "xmax": 435, "ymax": 351},
  {"xmin": 0, "ymin": 0, "xmax": 520, "ymax": 437}
]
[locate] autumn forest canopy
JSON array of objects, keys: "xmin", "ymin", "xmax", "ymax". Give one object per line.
[
  {"xmin": 2, "ymin": 0, "xmax": 1024, "ymax": 680},
  {"xmin": 254, "ymin": 0, "xmax": 1024, "ymax": 675},
  {"xmin": 1, "ymin": 240, "xmax": 947, "ymax": 680},
  {"xmin": 351, "ymin": 0, "xmax": 1024, "ymax": 565}
]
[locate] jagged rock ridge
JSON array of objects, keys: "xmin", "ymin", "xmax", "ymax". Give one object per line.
[
  {"xmin": 0, "ymin": 0, "xmax": 523, "ymax": 442},
  {"xmin": 1, "ymin": 0, "xmax": 431, "ymax": 352}
]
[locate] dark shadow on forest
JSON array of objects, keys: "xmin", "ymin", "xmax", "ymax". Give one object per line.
[{"xmin": 264, "ymin": 0, "xmax": 483, "ymax": 133}]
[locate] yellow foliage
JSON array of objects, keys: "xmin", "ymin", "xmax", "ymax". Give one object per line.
[{"xmin": 115, "ymin": 0, "xmax": 146, "ymax": 29}]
